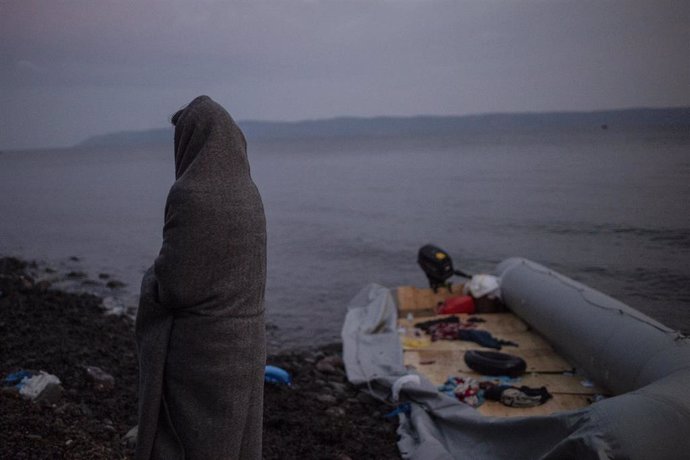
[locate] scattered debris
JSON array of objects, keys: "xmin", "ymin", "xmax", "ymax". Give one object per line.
[
  {"xmin": 485, "ymin": 385, "xmax": 552, "ymax": 408},
  {"xmin": 316, "ymin": 394, "xmax": 338, "ymax": 405},
  {"xmin": 17, "ymin": 371, "xmax": 63, "ymax": 405},
  {"xmin": 101, "ymin": 296, "xmax": 126, "ymax": 315},
  {"xmin": 264, "ymin": 365, "xmax": 292, "ymax": 385},
  {"xmin": 580, "ymin": 379, "xmax": 595, "ymax": 388}
]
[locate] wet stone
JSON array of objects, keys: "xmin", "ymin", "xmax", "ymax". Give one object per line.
[
  {"xmin": 84, "ymin": 366, "xmax": 115, "ymax": 392},
  {"xmin": 324, "ymin": 355, "xmax": 345, "ymax": 368},
  {"xmin": 106, "ymin": 280, "xmax": 126, "ymax": 289},
  {"xmin": 357, "ymin": 392, "xmax": 379, "ymax": 405},
  {"xmin": 35, "ymin": 280, "xmax": 51, "ymax": 291},
  {"xmin": 19, "ymin": 276, "xmax": 34, "ymax": 290},
  {"xmin": 316, "ymin": 361, "xmax": 336, "ymax": 374},
  {"xmin": 326, "ymin": 406, "xmax": 346, "ymax": 417},
  {"xmin": 316, "ymin": 394, "xmax": 338, "ymax": 405},
  {"xmin": 78, "ymin": 403, "xmax": 93, "ymax": 417},
  {"xmin": 328, "ymin": 373, "xmax": 347, "ymax": 383},
  {"xmin": 103, "ymin": 424, "xmax": 117, "ymax": 433},
  {"xmin": 313, "ymin": 351, "xmax": 325, "ymax": 360},
  {"xmin": 329, "ymin": 382, "xmax": 348, "ymax": 396}
]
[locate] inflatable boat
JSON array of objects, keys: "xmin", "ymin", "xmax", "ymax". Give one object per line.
[{"xmin": 341, "ymin": 257, "xmax": 690, "ymax": 459}]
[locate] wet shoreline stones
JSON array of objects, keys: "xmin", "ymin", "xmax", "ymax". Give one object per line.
[
  {"xmin": 1, "ymin": 257, "xmax": 400, "ymax": 459},
  {"xmin": 263, "ymin": 344, "xmax": 399, "ymax": 459}
]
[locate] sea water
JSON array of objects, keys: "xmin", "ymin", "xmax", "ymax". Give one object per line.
[{"xmin": 1, "ymin": 127, "xmax": 688, "ymax": 351}]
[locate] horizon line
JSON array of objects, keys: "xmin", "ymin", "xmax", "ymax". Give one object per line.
[{"xmin": 240, "ymin": 103, "xmax": 690, "ymax": 125}]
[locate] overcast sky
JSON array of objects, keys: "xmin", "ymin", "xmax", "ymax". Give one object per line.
[{"xmin": 1, "ymin": 0, "xmax": 689, "ymax": 149}]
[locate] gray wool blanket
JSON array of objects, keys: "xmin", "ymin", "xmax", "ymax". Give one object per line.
[{"xmin": 135, "ymin": 96, "xmax": 266, "ymax": 459}]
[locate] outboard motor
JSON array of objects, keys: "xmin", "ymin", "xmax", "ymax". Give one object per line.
[{"xmin": 417, "ymin": 244, "xmax": 471, "ymax": 291}]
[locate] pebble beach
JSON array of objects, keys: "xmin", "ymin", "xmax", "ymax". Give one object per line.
[{"xmin": 0, "ymin": 257, "xmax": 400, "ymax": 459}]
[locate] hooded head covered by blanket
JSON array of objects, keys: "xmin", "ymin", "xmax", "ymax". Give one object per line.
[{"xmin": 135, "ymin": 95, "xmax": 266, "ymax": 459}]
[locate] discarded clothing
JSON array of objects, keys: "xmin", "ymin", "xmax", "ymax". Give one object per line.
[
  {"xmin": 440, "ymin": 376, "xmax": 537, "ymax": 408},
  {"xmin": 426, "ymin": 321, "xmax": 472, "ymax": 340},
  {"xmin": 457, "ymin": 330, "xmax": 517, "ymax": 349},
  {"xmin": 485, "ymin": 384, "xmax": 552, "ymax": 407},
  {"xmin": 439, "ymin": 377, "xmax": 483, "ymax": 407},
  {"xmin": 427, "ymin": 323, "xmax": 517, "ymax": 349},
  {"xmin": 415, "ymin": 316, "xmax": 460, "ymax": 332}
]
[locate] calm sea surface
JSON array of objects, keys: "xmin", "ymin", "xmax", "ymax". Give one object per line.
[{"xmin": 1, "ymin": 127, "xmax": 689, "ymax": 351}]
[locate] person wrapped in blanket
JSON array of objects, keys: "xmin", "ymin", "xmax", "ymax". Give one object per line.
[{"xmin": 135, "ymin": 96, "xmax": 266, "ymax": 459}]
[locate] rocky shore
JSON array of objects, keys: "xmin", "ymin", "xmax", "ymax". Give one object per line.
[{"xmin": 0, "ymin": 257, "xmax": 399, "ymax": 459}]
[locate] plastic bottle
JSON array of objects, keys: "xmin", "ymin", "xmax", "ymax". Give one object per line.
[{"xmin": 401, "ymin": 312, "xmax": 429, "ymax": 348}]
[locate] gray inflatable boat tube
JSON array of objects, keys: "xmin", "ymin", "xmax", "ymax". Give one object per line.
[
  {"xmin": 342, "ymin": 258, "xmax": 690, "ymax": 459},
  {"xmin": 498, "ymin": 258, "xmax": 690, "ymax": 459},
  {"xmin": 497, "ymin": 257, "xmax": 690, "ymax": 395}
]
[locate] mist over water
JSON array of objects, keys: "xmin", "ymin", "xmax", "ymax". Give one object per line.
[{"xmin": 1, "ymin": 127, "xmax": 689, "ymax": 351}]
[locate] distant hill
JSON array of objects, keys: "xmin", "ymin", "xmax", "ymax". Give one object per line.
[
  {"xmin": 77, "ymin": 107, "xmax": 690, "ymax": 148},
  {"xmin": 77, "ymin": 128, "xmax": 175, "ymax": 148}
]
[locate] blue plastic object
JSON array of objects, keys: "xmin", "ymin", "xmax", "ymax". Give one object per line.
[
  {"xmin": 384, "ymin": 402, "xmax": 411, "ymax": 419},
  {"xmin": 264, "ymin": 365, "xmax": 292, "ymax": 385},
  {"xmin": 2, "ymin": 370, "xmax": 33, "ymax": 388}
]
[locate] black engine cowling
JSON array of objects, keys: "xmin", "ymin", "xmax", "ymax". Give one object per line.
[{"xmin": 417, "ymin": 244, "xmax": 454, "ymax": 291}]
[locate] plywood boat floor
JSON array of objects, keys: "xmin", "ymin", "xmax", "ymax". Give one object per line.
[{"xmin": 397, "ymin": 291, "xmax": 604, "ymax": 417}]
